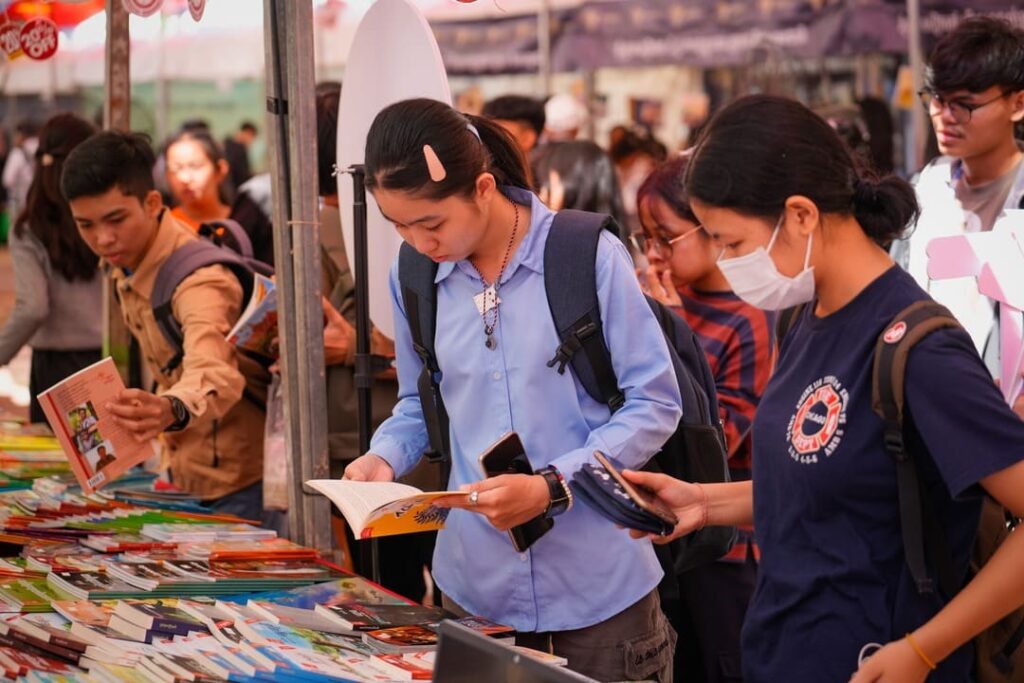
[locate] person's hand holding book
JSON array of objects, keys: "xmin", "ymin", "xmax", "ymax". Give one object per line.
[
  {"xmin": 343, "ymin": 454, "xmax": 395, "ymax": 482},
  {"xmin": 106, "ymin": 389, "xmax": 175, "ymax": 442}
]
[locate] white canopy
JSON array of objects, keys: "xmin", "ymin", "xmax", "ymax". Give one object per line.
[{"xmin": 0, "ymin": 0, "xmax": 593, "ymax": 94}]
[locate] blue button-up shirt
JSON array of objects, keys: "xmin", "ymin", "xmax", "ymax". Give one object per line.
[{"xmin": 370, "ymin": 190, "xmax": 682, "ymax": 632}]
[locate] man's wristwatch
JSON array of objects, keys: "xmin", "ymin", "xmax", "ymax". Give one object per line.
[
  {"xmin": 537, "ymin": 466, "xmax": 573, "ymax": 519},
  {"xmin": 165, "ymin": 396, "xmax": 191, "ymax": 432}
]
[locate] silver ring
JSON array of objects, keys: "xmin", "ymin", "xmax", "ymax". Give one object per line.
[{"xmin": 469, "ymin": 490, "xmax": 479, "ymax": 506}]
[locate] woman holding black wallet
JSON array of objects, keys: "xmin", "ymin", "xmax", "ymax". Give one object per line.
[{"xmin": 343, "ymin": 98, "xmax": 682, "ymax": 682}]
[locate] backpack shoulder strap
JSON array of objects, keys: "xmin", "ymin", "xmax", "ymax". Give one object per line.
[
  {"xmin": 543, "ymin": 210, "xmax": 625, "ymax": 412},
  {"xmin": 151, "ymin": 240, "xmax": 255, "ymax": 374},
  {"xmin": 397, "ymin": 242, "xmax": 450, "ymax": 465},
  {"xmin": 199, "ymin": 219, "xmax": 255, "ymax": 260},
  {"xmin": 774, "ymin": 303, "xmax": 806, "ymax": 349},
  {"xmin": 871, "ymin": 300, "xmax": 962, "ymax": 596},
  {"xmin": 199, "ymin": 219, "xmax": 275, "ymax": 277}
]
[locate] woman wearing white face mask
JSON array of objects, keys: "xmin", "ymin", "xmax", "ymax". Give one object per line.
[{"xmin": 620, "ymin": 95, "xmax": 1024, "ymax": 683}]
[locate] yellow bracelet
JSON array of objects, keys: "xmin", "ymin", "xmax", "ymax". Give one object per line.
[{"xmin": 905, "ymin": 633, "xmax": 937, "ymax": 671}]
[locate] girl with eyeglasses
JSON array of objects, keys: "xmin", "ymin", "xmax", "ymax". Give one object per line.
[{"xmin": 635, "ymin": 152, "xmax": 774, "ymax": 683}]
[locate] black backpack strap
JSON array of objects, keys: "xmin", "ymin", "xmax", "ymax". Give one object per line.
[
  {"xmin": 397, "ymin": 243, "xmax": 450, "ymax": 467},
  {"xmin": 774, "ymin": 303, "xmax": 806, "ymax": 349},
  {"xmin": 543, "ymin": 210, "xmax": 625, "ymax": 413},
  {"xmin": 199, "ymin": 219, "xmax": 255, "ymax": 260},
  {"xmin": 151, "ymin": 241, "xmax": 255, "ymax": 374},
  {"xmin": 871, "ymin": 300, "xmax": 961, "ymax": 596}
]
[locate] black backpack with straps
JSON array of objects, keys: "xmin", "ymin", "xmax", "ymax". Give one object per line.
[
  {"xmin": 778, "ymin": 300, "xmax": 1024, "ymax": 681},
  {"xmin": 398, "ymin": 208, "xmax": 736, "ymax": 577}
]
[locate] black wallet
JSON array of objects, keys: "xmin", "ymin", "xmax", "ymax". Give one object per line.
[{"xmin": 571, "ymin": 451, "xmax": 678, "ymax": 536}]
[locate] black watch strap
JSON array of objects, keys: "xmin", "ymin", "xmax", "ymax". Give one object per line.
[
  {"xmin": 165, "ymin": 396, "xmax": 191, "ymax": 433},
  {"xmin": 537, "ymin": 466, "xmax": 573, "ymax": 519}
]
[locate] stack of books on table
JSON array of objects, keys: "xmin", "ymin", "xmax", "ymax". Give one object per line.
[{"xmin": 0, "ymin": 475, "xmax": 583, "ymax": 682}]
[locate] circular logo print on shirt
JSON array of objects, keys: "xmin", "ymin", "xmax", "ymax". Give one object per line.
[
  {"xmin": 786, "ymin": 376, "xmax": 849, "ymax": 464},
  {"xmin": 884, "ymin": 321, "xmax": 907, "ymax": 344}
]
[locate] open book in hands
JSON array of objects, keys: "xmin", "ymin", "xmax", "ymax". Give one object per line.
[{"xmin": 305, "ymin": 480, "xmax": 468, "ymax": 538}]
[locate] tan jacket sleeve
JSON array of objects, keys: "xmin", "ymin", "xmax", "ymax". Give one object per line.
[{"xmin": 160, "ymin": 264, "xmax": 246, "ymax": 420}]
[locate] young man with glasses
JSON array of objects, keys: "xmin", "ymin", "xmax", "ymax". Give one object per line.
[{"xmin": 898, "ymin": 17, "xmax": 1024, "ymax": 405}]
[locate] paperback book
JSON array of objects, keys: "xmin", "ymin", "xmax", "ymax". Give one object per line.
[
  {"xmin": 37, "ymin": 358, "xmax": 156, "ymax": 494},
  {"xmin": 305, "ymin": 479, "xmax": 468, "ymax": 538}
]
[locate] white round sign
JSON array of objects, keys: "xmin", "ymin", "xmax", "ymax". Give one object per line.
[{"xmin": 337, "ymin": 0, "xmax": 452, "ymax": 339}]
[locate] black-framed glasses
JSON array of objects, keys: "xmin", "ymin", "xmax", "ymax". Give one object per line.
[
  {"xmin": 630, "ymin": 225, "xmax": 703, "ymax": 256},
  {"xmin": 918, "ymin": 89, "xmax": 1008, "ymax": 125}
]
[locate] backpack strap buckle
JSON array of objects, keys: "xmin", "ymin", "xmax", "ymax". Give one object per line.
[
  {"xmin": 546, "ymin": 321, "xmax": 598, "ymax": 375},
  {"xmin": 882, "ymin": 422, "xmax": 907, "ymax": 460},
  {"xmin": 423, "ymin": 449, "xmax": 447, "ymax": 465}
]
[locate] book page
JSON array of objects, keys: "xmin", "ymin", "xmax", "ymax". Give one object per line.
[{"xmin": 37, "ymin": 357, "xmax": 156, "ymax": 494}]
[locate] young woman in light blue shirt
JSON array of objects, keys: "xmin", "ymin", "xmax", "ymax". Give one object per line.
[{"xmin": 343, "ymin": 98, "xmax": 682, "ymax": 682}]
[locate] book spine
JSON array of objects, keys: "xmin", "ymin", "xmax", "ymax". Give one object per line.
[
  {"xmin": 49, "ymin": 633, "xmax": 89, "ymax": 654},
  {"xmin": 7, "ymin": 629, "xmax": 80, "ymax": 664}
]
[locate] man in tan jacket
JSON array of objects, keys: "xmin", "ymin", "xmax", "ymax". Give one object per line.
[{"xmin": 60, "ymin": 130, "xmax": 267, "ymax": 520}]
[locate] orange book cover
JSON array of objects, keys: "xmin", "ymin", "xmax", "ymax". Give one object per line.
[{"xmin": 37, "ymin": 357, "xmax": 155, "ymax": 494}]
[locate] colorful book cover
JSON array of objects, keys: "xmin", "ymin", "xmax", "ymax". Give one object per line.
[
  {"xmin": 226, "ymin": 273, "xmax": 277, "ymax": 358},
  {"xmin": 315, "ymin": 604, "xmax": 447, "ymax": 632},
  {"xmin": 51, "ymin": 600, "xmax": 116, "ymax": 627},
  {"xmin": 361, "ymin": 625, "xmax": 437, "ymax": 653},
  {"xmin": 37, "ymin": 358, "xmax": 156, "ymax": 494},
  {"xmin": 368, "ymin": 653, "xmax": 432, "ymax": 680}
]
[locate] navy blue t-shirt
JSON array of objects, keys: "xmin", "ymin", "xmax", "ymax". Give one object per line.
[{"xmin": 743, "ymin": 266, "xmax": 1024, "ymax": 683}]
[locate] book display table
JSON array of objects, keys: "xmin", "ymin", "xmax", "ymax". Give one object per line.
[{"xmin": 0, "ymin": 425, "xmax": 577, "ymax": 682}]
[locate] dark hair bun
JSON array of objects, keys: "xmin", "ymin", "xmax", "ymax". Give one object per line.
[{"xmin": 851, "ymin": 175, "xmax": 920, "ymax": 246}]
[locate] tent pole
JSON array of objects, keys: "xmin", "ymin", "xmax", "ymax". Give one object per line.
[
  {"xmin": 906, "ymin": 0, "xmax": 927, "ymax": 173},
  {"xmin": 263, "ymin": 0, "xmax": 332, "ymax": 554},
  {"xmin": 103, "ymin": 0, "xmax": 139, "ymax": 389},
  {"xmin": 538, "ymin": 0, "xmax": 552, "ymax": 97}
]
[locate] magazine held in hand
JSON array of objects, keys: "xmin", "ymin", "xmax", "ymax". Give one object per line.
[
  {"xmin": 226, "ymin": 272, "xmax": 277, "ymax": 358},
  {"xmin": 37, "ymin": 357, "xmax": 155, "ymax": 493}
]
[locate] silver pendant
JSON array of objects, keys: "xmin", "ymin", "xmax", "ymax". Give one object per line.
[{"xmin": 485, "ymin": 334, "xmax": 496, "ymax": 350}]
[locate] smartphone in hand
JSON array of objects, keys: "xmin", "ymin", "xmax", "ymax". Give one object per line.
[
  {"xmin": 592, "ymin": 451, "xmax": 679, "ymax": 528},
  {"xmin": 478, "ymin": 432, "xmax": 553, "ymax": 552}
]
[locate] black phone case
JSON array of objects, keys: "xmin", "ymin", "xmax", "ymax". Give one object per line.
[{"xmin": 479, "ymin": 433, "xmax": 553, "ymax": 552}]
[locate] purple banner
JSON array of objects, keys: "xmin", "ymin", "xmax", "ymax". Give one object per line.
[
  {"xmin": 431, "ymin": 11, "xmax": 572, "ymax": 76},
  {"xmin": 431, "ymin": 0, "xmax": 1024, "ymax": 74}
]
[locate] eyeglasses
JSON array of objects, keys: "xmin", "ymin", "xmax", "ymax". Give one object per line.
[
  {"xmin": 631, "ymin": 226, "xmax": 703, "ymax": 256},
  {"xmin": 918, "ymin": 89, "xmax": 1008, "ymax": 125}
]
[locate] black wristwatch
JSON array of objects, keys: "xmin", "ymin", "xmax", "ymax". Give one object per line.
[
  {"xmin": 537, "ymin": 466, "xmax": 573, "ymax": 519},
  {"xmin": 165, "ymin": 396, "xmax": 191, "ymax": 432}
]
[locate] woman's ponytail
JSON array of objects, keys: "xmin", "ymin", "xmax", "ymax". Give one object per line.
[{"xmin": 851, "ymin": 174, "xmax": 920, "ymax": 247}]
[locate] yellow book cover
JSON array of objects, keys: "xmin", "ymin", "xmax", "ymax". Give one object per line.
[{"xmin": 305, "ymin": 480, "xmax": 468, "ymax": 539}]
